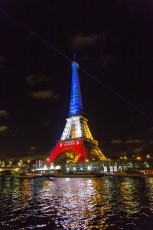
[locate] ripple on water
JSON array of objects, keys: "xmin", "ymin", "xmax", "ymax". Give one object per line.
[{"xmin": 0, "ymin": 177, "xmax": 153, "ymax": 229}]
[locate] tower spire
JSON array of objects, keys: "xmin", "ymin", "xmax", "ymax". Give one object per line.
[
  {"xmin": 68, "ymin": 59, "xmax": 83, "ymax": 116},
  {"xmin": 73, "ymin": 52, "xmax": 76, "ymax": 61}
]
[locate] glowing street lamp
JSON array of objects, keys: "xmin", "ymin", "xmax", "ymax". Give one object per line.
[
  {"xmin": 88, "ymin": 166, "xmax": 91, "ymax": 170},
  {"xmin": 136, "ymin": 156, "xmax": 141, "ymax": 160},
  {"xmin": 44, "ymin": 165, "xmax": 47, "ymax": 170}
]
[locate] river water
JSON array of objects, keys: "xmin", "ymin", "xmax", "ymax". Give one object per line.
[{"xmin": 0, "ymin": 176, "xmax": 153, "ymax": 230}]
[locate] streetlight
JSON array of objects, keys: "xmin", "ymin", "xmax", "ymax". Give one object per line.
[
  {"xmin": 88, "ymin": 166, "xmax": 91, "ymax": 170},
  {"xmin": 136, "ymin": 156, "xmax": 141, "ymax": 160}
]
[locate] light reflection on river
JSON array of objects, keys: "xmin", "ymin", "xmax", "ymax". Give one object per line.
[{"xmin": 0, "ymin": 176, "xmax": 153, "ymax": 229}]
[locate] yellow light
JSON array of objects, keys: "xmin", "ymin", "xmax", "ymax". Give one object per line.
[
  {"xmin": 146, "ymin": 155, "xmax": 150, "ymax": 159},
  {"xmin": 136, "ymin": 156, "xmax": 141, "ymax": 160},
  {"xmin": 27, "ymin": 160, "xmax": 30, "ymax": 163}
]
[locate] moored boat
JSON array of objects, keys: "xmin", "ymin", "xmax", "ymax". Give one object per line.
[
  {"xmin": 113, "ymin": 170, "xmax": 144, "ymax": 177},
  {"xmin": 15, "ymin": 173, "xmax": 42, "ymax": 179},
  {"xmin": 143, "ymin": 169, "xmax": 153, "ymax": 177},
  {"xmin": 53, "ymin": 172, "xmax": 104, "ymax": 178}
]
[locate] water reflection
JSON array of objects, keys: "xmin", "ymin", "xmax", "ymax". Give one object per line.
[{"xmin": 0, "ymin": 176, "xmax": 153, "ymax": 229}]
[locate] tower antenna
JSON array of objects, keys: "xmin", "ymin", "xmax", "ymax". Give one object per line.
[{"xmin": 73, "ymin": 52, "xmax": 76, "ymax": 61}]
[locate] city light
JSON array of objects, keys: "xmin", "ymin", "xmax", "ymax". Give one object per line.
[
  {"xmin": 44, "ymin": 165, "xmax": 47, "ymax": 170},
  {"xmin": 88, "ymin": 166, "xmax": 91, "ymax": 170},
  {"xmin": 136, "ymin": 156, "xmax": 141, "ymax": 160},
  {"xmin": 56, "ymin": 165, "xmax": 61, "ymax": 170}
]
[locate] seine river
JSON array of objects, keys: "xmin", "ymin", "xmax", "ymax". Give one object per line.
[{"xmin": 0, "ymin": 176, "xmax": 153, "ymax": 230}]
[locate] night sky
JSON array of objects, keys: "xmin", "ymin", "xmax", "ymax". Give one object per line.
[{"xmin": 0, "ymin": 0, "xmax": 153, "ymax": 160}]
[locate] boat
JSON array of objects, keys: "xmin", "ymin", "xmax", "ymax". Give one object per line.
[
  {"xmin": 143, "ymin": 169, "xmax": 153, "ymax": 177},
  {"xmin": 113, "ymin": 170, "xmax": 144, "ymax": 177},
  {"xmin": 53, "ymin": 172, "xmax": 104, "ymax": 178},
  {"xmin": 15, "ymin": 173, "xmax": 42, "ymax": 179}
]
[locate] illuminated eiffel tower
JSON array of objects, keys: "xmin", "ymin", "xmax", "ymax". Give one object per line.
[{"xmin": 48, "ymin": 59, "xmax": 106, "ymax": 164}]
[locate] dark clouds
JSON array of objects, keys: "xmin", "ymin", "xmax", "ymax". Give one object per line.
[
  {"xmin": 26, "ymin": 74, "xmax": 50, "ymax": 86},
  {"xmin": 0, "ymin": 110, "xmax": 9, "ymax": 134},
  {"xmin": 72, "ymin": 34, "xmax": 98, "ymax": 48},
  {"xmin": 30, "ymin": 90, "xmax": 60, "ymax": 100},
  {"xmin": 0, "ymin": 125, "xmax": 8, "ymax": 133},
  {"xmin": 0, "ymin": 110, "xmax": 9, "ymax": 118},
  {"xmin": 125, "ymin": 139, "xmax": 143, "ymax": 144},
  {"xmin": 0, "ymin": 56, "xmax": 6, "ymax": 69}
]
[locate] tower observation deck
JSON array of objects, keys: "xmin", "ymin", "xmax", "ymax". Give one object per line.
[{"xmin": 48, "ymin": 60, "xmax": 106, "ymax": 164}]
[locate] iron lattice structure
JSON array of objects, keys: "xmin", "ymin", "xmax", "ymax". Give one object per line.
[{"xmin": 49, "ymin": 61, "xmax": 106, "ymax": 164}]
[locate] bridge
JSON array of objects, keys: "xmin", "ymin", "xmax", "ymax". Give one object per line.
[{"xmin": 0, "ymin": 167, "xmax": 20, "ymax": 173}]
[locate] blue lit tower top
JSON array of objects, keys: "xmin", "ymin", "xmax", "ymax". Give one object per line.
[{"xmin": 68, "ymin": 61, "xmax": 83, "ymax": 116}]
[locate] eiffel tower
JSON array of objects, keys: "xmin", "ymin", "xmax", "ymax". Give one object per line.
[{"xmin": 48, "ymin": 59, "xmax": 106, "ymax": 164}]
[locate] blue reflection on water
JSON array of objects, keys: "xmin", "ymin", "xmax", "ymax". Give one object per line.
[{"xmin": 0, "ymin": 176, "xmax": 153, "ymax": 229}]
